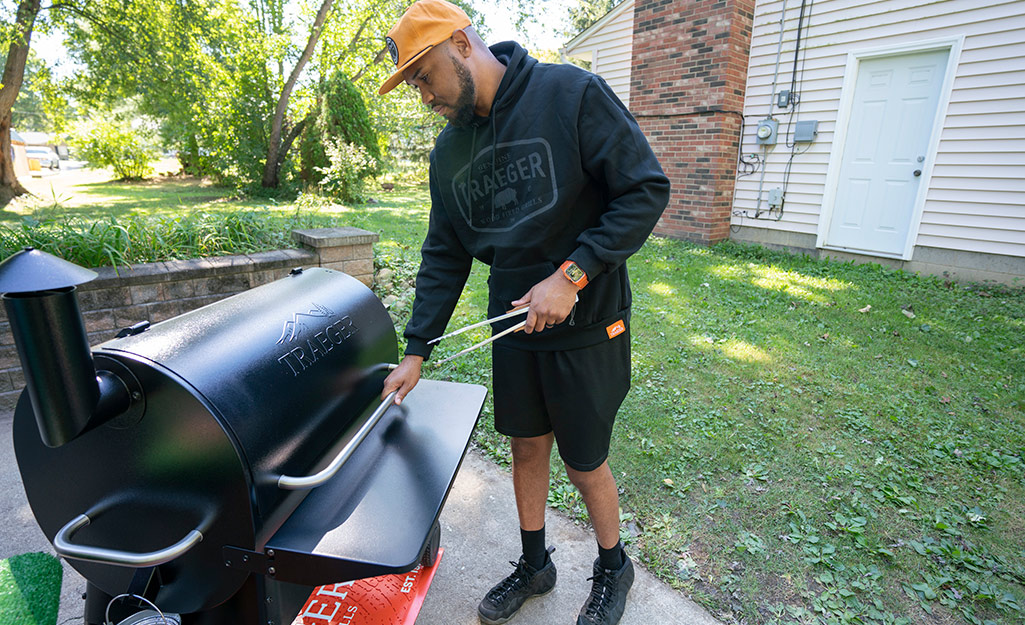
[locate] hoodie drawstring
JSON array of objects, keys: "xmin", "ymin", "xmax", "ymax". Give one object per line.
[
  {"xmin": 467, "ymin": 126, "xmax": 477, "ymax": 220},
  {"xmin": 490, "ymin": 113, "xmax": 498, "ymax": 218},
  {"xmin": 465, "ymin": 110, "xmax": 499, "ymax": 222}
]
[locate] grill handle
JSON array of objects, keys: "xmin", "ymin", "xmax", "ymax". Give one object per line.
[
  {"xmin": 277, "ymin": 390, "xmax": 400, "ymax": 490},
  {"xmin": 54, "ymin": 513, "xmax": 204, "ymax": 567}
]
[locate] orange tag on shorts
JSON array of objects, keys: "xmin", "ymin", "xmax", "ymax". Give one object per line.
[{"xmin": 606, "ymin": 320, "xmax": 625, "ymax": 339}]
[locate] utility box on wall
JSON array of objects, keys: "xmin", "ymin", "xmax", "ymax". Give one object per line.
[
  {"xmin": 795, "ymin": 120, "xmax": 819, "ymax": 143},
  {"xmin": 756, "ymin": 119, "xmax": 779, "ymax": 145}
]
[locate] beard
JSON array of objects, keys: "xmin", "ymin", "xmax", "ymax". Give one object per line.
[{"xmin": 445, "ymin": 54, "xmax": 477, "ymax": 127}]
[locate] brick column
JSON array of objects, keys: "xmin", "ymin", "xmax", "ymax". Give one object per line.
[
  {"xmin": 292, "ymin": 227, "xmax": 379, "ymax": 286},
  {"xmin": 631, "ymin": 0, "xmax": 754, "ymax": 244}
]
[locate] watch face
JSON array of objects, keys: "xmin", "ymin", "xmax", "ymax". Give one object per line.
[{"xmin": 565, "ymin": 263, "xmax": 585, "ymax": 283}]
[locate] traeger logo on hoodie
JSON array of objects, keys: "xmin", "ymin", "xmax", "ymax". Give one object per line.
[{"xmin": 451, "ymin": 138, "xmax": 559, "ymax": 233}]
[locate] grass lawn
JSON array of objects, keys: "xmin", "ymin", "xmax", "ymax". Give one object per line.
[
  {"xmin": 450, "ymin": 239, "xmax": 1024, "ymax": 625},
  {"xmin": 4, "ymin": 171, "xmax": 1024, "ymax": 624}
]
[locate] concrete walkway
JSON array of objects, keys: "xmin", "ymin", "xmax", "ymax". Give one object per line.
[
  {"xmin": 417, "ymin": 451, "xmax": 722, "ymax": 625},
  {"xmin": 1, "ymin": 413, "xmax": 722, "ymax": 625}
]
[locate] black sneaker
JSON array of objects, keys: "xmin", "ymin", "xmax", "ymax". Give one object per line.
[
  {"xmin": 576, "ymin": 554, "xmax": 634, "ymax": 625},
  {"xmin": 478, "ymin": 546, "xmax": 557, "ymax": 625}
]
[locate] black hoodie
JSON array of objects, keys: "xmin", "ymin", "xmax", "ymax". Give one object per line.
[{"xmin": 404, "ymin": 42, "xmax": 670, "ymax": 359}]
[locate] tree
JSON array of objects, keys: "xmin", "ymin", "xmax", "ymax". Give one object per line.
[
  {"xmin": 10, "ymin": 50, "xmax": 68, "ymax": 132},
  {"xmin": 61, "ymin": 0, "xmax": 277, "ymax": 186},
  {"xmin": 250, "ymin": 0, "xmax": 287, "ymax": 79},
  {"xmin": 261, "ymin": 0, "xmax": 333, "ymax": 189},
  {"xmin": 566, "ymin": 0, "xmax": 618, "ymax": 36},
  {"xmin": 61, "ymin": 0, "xmax": 389, "ymax": 191},
  {"xmin": 260, "ymin": 0, "xmax": 425, "ymax": 189},
  {"xmin": 300, "ymin": 69, "xmax": 380, "ymax": 185},
  {"xmin": 63, "ymin": 1, "xmax": 234, "ymax": 171},
  {"xmin": 0, "ymin": 0, "xmax": 41, "ymax": 205},
  {"xmin": 53, "ymin": 0, "xmax": 494, "ymax": 193}
]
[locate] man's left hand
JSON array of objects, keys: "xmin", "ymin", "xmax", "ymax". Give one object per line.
[{"xmin": 511, "ymin": 270, "xmax": 580, "ymax": 334}]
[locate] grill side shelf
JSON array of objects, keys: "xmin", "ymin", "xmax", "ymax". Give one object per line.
[{"xmin": 258, "ymin": 379, "xmax": 486, "ymax": 586}]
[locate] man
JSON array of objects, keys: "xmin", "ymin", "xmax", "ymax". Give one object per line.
[{"xmin": 379, "ymin": 2, "xmax": 669, "ymax": 624}]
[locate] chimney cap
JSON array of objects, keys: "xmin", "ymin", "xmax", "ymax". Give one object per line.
[{"xmin": 0, "ymin": 247, "xmax": 98, "ymax": 294}]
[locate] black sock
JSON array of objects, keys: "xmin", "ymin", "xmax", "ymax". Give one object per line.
[
  {"xmin": 598, "ymin": 540, "xmax": 625, "ymax": 570},
  {"xmin": 521, "ymin": 526, "xmax": 546, "ymax": 570}
]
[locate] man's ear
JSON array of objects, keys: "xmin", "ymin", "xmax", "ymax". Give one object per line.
[{"xmin": 450, "ymin": 28, "xmax": 473, "ymax": 58}]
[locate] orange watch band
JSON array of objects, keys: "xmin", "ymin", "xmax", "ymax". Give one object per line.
[{"xmin": 560, "ymin": 260, "xmax": 588, "ymax": 288}]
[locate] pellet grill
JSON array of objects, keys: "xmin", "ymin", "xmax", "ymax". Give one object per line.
[{"xmin": 0, "ymin": 248, "xmax": 486, "ymax": 625}]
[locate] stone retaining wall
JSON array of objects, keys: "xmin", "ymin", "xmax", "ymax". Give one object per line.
[{"xmin": 0, "ymin": 227, "xmax": 378, "ymax": 415}]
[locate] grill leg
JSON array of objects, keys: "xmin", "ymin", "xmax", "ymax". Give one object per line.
[
  {"xmin": 421, "ymin": 521, "xmax": 441, "ymax": 568},
  {"xmin": 174, "ymin": 574, "xmax": 312, "ymax": 625},
  {"xmin": 178, "ymin": 575, "xmax": 261, "ymax": 625},
  {"xmin": 83, "ymin": 582, "xmax": 117, "ymax": 625},
  {"xmin": 259, "ymin": 576, "xmax": 317, "ymax": 625}
]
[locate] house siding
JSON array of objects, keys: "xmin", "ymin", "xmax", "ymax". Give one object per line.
[
  {"xmin": 562, "ymin": 1, "xmax": 636, "ymax": 107},
  {"xmin": 732, "ymin": 0, "xmax": 1025, "ymax": 263}
]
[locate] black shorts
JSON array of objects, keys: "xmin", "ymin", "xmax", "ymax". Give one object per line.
[{"xmin": 492, "ymin": 331, "xmax": 631, "ymax": 472}]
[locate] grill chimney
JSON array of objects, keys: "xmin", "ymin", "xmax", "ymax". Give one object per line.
[{"xmin": 0, "ymin": 248, "xmax": 128, "ymax": 447}]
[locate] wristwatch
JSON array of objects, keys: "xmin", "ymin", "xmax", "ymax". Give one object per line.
[{"xmin": 560, "ymin": 260, "xmax": 588, "ymax": 288}]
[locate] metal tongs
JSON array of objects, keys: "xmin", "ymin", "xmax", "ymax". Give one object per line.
[
  {"xmin": 428, "ymin": 294, "xmax": 579, "ymax": 367},
  {"xmin": 429, "ymin": 307, "xmax": 529, "ymax": 366}
]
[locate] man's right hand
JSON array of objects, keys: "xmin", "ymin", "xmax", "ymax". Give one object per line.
[{"xmin": 382, "ymin": 354, "xmax": 424, "ymax": 405}]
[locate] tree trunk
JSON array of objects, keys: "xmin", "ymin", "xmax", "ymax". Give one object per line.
[
  {"xmin": 277, "ymin": 113, "xmax": 311, "ymax": 173},
  {"xmin": 0, "ymin": 0, "xmax": 42, "ymax": 207},
  {"xmin": 261, "ymin": 0, "xmax": 333, "ymax": 188},
  {"xmin": 0, "ymin": 113, "xmax": 29, "ymax": 206}
]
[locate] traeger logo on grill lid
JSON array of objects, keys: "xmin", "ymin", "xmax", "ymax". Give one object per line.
[{"xmin": 276, "ymin": 303, "xmax": 358, "ymax": 376}]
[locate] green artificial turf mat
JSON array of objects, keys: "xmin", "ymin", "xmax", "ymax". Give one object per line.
[{"xmin": 0, "ymin": 552, "xmax": 62, "ymax": 625}]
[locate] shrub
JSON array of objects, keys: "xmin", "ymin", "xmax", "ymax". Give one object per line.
[
  {"xmin": 195, "ymin": 44, "xmax": 277, "ymax": 191},
  {"xmin": 315, "ymin": 139, "xmax": 379, "ymax": 204},
  {"xmin": 72, "ymin": 115, "xmax": 158, "ymax": 180},
  {"xmin": 301, "ymin": 70, "xmax": 380, "ymax": 187}
]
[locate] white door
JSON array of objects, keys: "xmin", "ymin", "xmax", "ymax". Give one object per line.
[{"xmin": 825, "ymin": 49, "xmax": 949, "ymax": 256}]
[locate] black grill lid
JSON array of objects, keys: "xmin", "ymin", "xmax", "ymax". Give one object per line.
[{"xmin": 0, "ymin": 247, "xmax": 98, "ymax": 294}]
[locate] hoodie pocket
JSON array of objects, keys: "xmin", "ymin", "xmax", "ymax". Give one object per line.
[
  {"xmin": 487, "ymin": 262, "xmax": 558, "ymax": 317},
  {"xmin": 570, "ymin": 267, "xmax": 628, "ymax": 328}
]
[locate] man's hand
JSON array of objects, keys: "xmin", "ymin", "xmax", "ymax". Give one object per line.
[
  {"xmin": 382, "ymin": 354, "xmax": 424, "ymax": 405},
  {"xmin": 511, "ymin": 269, "xmax": 581, "ymax": 334}
]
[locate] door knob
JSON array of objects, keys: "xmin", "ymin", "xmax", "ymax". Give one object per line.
[{"xmin": 913, "ymin": 170, "xmax": 922, "ymax": 177}]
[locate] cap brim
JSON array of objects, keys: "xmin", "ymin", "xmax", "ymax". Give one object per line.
[{"xmin": 379, "ymin": 45, "xmax": 436, "ymax": 95}]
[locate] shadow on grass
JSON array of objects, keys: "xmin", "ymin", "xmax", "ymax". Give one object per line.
[{"xmin": 62, "ymin": 177, "xmax": 265, "ymax": 218}]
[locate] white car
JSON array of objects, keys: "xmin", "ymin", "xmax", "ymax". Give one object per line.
[{"xmin": 26, "ymin": 147, "xmax": 60, "ymax": 170}]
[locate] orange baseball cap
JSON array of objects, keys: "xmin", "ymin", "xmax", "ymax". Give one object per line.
[{"xmin": 379, "ymin": 0, "xmax": 472, "ymax": 95}]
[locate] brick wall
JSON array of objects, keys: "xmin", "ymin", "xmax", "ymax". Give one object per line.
[
  {"xmin": 631, "ymin": 0, "xmax": 755, "ymax": 244},
  {"xmin": 0, "ymin": 227, "xmax": 377, "ymax": 415}
]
